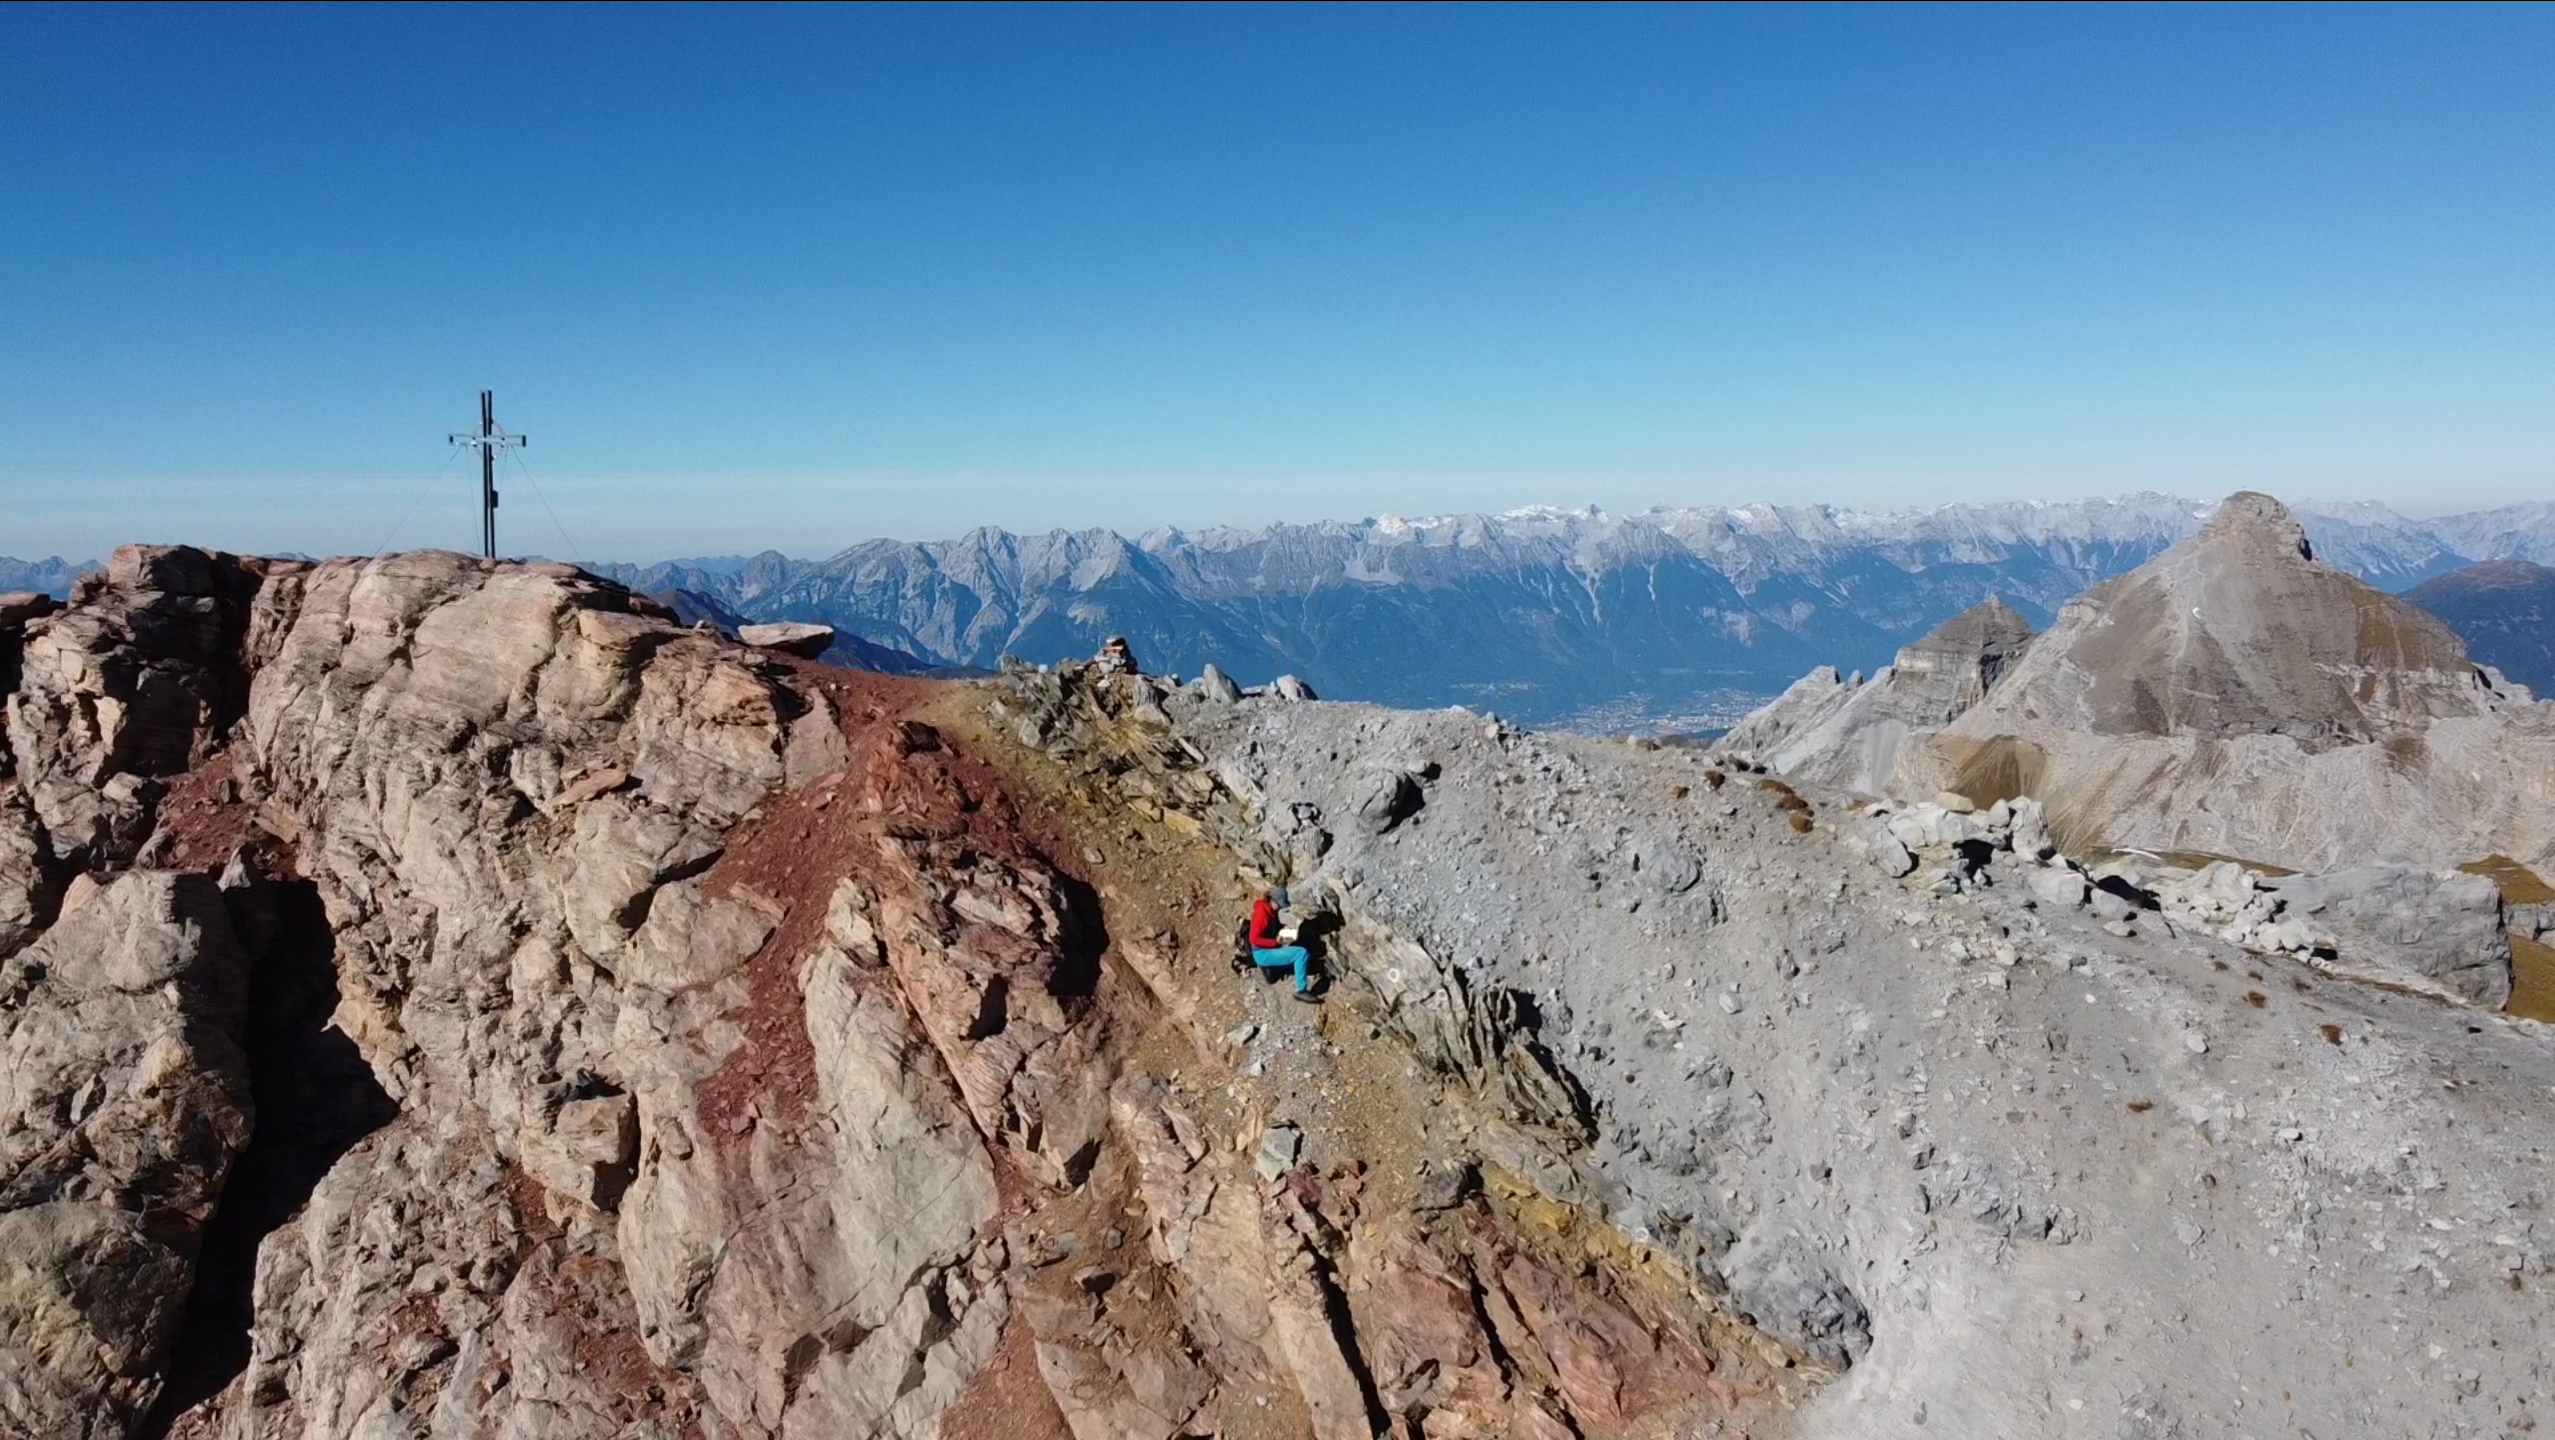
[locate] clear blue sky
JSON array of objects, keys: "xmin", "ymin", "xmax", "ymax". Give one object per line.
[{"xmin": 3, "ymin": 2, "xmax": 2549, "ymax": 562}]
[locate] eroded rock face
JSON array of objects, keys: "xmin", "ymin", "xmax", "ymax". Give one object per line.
[
  {"xmin": 1725, "ymin": 597, "xmax": 2036, "ymax": 796},
  {"xmin": 203, "ymin": 552, "xmax": 1032, "ymax": 1438},
  {"xmin": 0, "ymin": 871, "xmax": 252, "ymax": 1439},
  {"xmin": 0, "ymin": 784, "xmax": 48, "ymax": 960},
  {"xmin": 2258, "ymin": 865, "xmax": 2512, "ymax": 1006},
  {"xmin": 6, "ymin": 547, "xmax": 270, "ymax": 870},
  {"xmin": 1, "ymin": 558, "xmax": 1790, "ymax": 1440},
  {"xmin": 5, "ymin": 548, "xmax": 1030, "ymax": 1438}
]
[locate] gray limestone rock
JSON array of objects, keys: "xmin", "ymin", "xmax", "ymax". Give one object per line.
[
  {"xmin": 1254, "ymin": 1121, "xmax": 1304, "ymax": 1181},
  {"xmin": 1169, "ymin": 682, "xmax": 2555, "ymax": 1440},
  {"xmin": 1867, "ymin": 831, "xmax": 1917, "ymax": 878},
  {"xmin": 1719, "ymin": 1229, "xmax": 1871, "ymax": 1371},
  {"xmin": 2260, "ymin": 865, "xmax": 2511, "ymax": 1005},
  {"xmin": 1354, "ymin": 768, "xmax": 1426, "ymax": 835},
  {"xmin": 1726, "ymin": 598, "xmax": 2035, "ymax": 796},
  {"xmin": 2028, "ymin": 862, "xmax": 2090, "ymax": 910}
]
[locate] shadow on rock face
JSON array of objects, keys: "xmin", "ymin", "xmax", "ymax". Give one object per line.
[
  {"xmin": 1046, "ymin": 868, "xmax": 1110, "ymax": 1002},
  {"xmin": 2093, "ymin": 873, "xmax": 2160, "ymax": 911},
  {"xmin": 139, "ymin": 875, "xmax": 397, "ymax": 1436}
]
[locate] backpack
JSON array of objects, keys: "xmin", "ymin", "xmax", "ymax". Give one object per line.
[{"xmin": 1230, "ymin": 916, "xmax": 1256, "ymax": 975}]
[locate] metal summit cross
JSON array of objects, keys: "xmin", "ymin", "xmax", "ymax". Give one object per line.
[{"xmin": 448, "ymin": 390, "xmax": 527, "ymax": 559}]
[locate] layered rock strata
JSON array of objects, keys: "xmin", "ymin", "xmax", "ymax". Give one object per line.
[{"xmin": 1723, "ymin": 596, "xmax": 2036, "ymax": 796}]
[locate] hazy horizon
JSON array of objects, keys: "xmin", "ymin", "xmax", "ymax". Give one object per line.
[{"xmin": 5, "ymin": 484, "xmax": 2550, "ymax": 571}]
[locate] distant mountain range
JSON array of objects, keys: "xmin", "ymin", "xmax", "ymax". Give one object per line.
[
  {"xmin": 2404, "ymin": 559, "xmax": 2555, "ymax": 695},
  {"xmin": 583, "ymin": 494, "xmax": 2555, "ymax": 726},
  {"xmin": 10, "ymin": 494, "xmax": 2554, "ymax": 725},
  {"xmin": 0, "ymin": 556, "xmax": 89, "ymax": 598}
]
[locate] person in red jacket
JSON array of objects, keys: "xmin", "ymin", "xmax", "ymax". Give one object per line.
[{"xmin": 1249, "ymin": 886, "xmax": 1318, "ymax": 1003}]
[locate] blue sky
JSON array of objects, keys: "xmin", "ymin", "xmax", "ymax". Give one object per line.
[{"xmin": 3, "ymin": 2, "xmax": 2549, "ymax": 562}]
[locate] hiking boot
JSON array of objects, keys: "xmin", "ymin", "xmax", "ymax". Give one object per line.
[{"xmin": 1291, "ymin": 989, "xmax": 1323, "ymax": 1005}]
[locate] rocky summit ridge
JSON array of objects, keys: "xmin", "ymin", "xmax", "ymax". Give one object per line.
[{"xmin": 2, "ymin": 539, "xmax": 2553, "ymax": 1440}]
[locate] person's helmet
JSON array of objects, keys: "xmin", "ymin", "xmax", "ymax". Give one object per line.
[{"xmin": 1272, "ymin": 886, "xmax": 1290, "ymax": 908}]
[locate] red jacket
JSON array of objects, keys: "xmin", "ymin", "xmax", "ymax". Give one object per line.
[{"xmin": 1250, "ymin": 897, "xmax": 1284, "ymax": 949}]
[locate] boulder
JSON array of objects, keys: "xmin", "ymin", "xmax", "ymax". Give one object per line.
[
  {"xmin": 1719, "ymin": 1229, "xmax": 1873, "ymax": 1372},
  {"xmin": 1871, "ymin": 832, "xmax": 1917, "ymax": 878},
  {"xmin": 1356, "ymin": 769, "xmax": 1427, "ymax": 835},
  {"xmin": 2259, "ymin": 865, "xmax": 2511, "ymax": 1006},
  {"xmin": 1849, "ymin": 816, "xmax": 1919, "ymax": 877},
  {"xmin": 1630, "ymin": 831, "xmax": 1705, "ymax": 895},
  {"xmin": 1254, "ymin": 1121, "xmax": 1305, "ymax": 1181},
  {"xmin": 1884, "ymin": 802, "xmax": 1975, "ymax": 853},
  {"xmin": 735, "ymin": 620, "xmax": 836, "ymax": 658},
  {"xmin": 2029, "ymin": 864, "xmax": 2090, "ymax": 910},
  {"xmin": 2007, "ymin": 795, "xmax": 2054, "ymax": 860},
  {"xmin": 1195, "ymin": 663, "xmax": 1242, "ymax": 704},
  {"xmin": 0, "ymin": 592, "xmax": 57, "ymax": 626}
]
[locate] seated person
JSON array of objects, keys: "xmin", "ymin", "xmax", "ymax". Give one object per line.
[{"xmin": 1248, "ymin": 886, "xmax": 1319, "ymax": 1004}]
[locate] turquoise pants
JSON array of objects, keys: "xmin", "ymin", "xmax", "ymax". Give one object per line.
[{"xmin": 1253, "ymin": 945, "xmax": 1310, "ymax": 992}]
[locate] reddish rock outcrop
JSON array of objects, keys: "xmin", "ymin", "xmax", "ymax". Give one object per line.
[{"xmin": 0, "ymin": 549, "xmax": 1786, "ymax": 1440}]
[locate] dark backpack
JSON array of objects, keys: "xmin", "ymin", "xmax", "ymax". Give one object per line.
[{"xmin": 1230, "ymin": 916, "xmax": 1256, "ymax": 974}]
